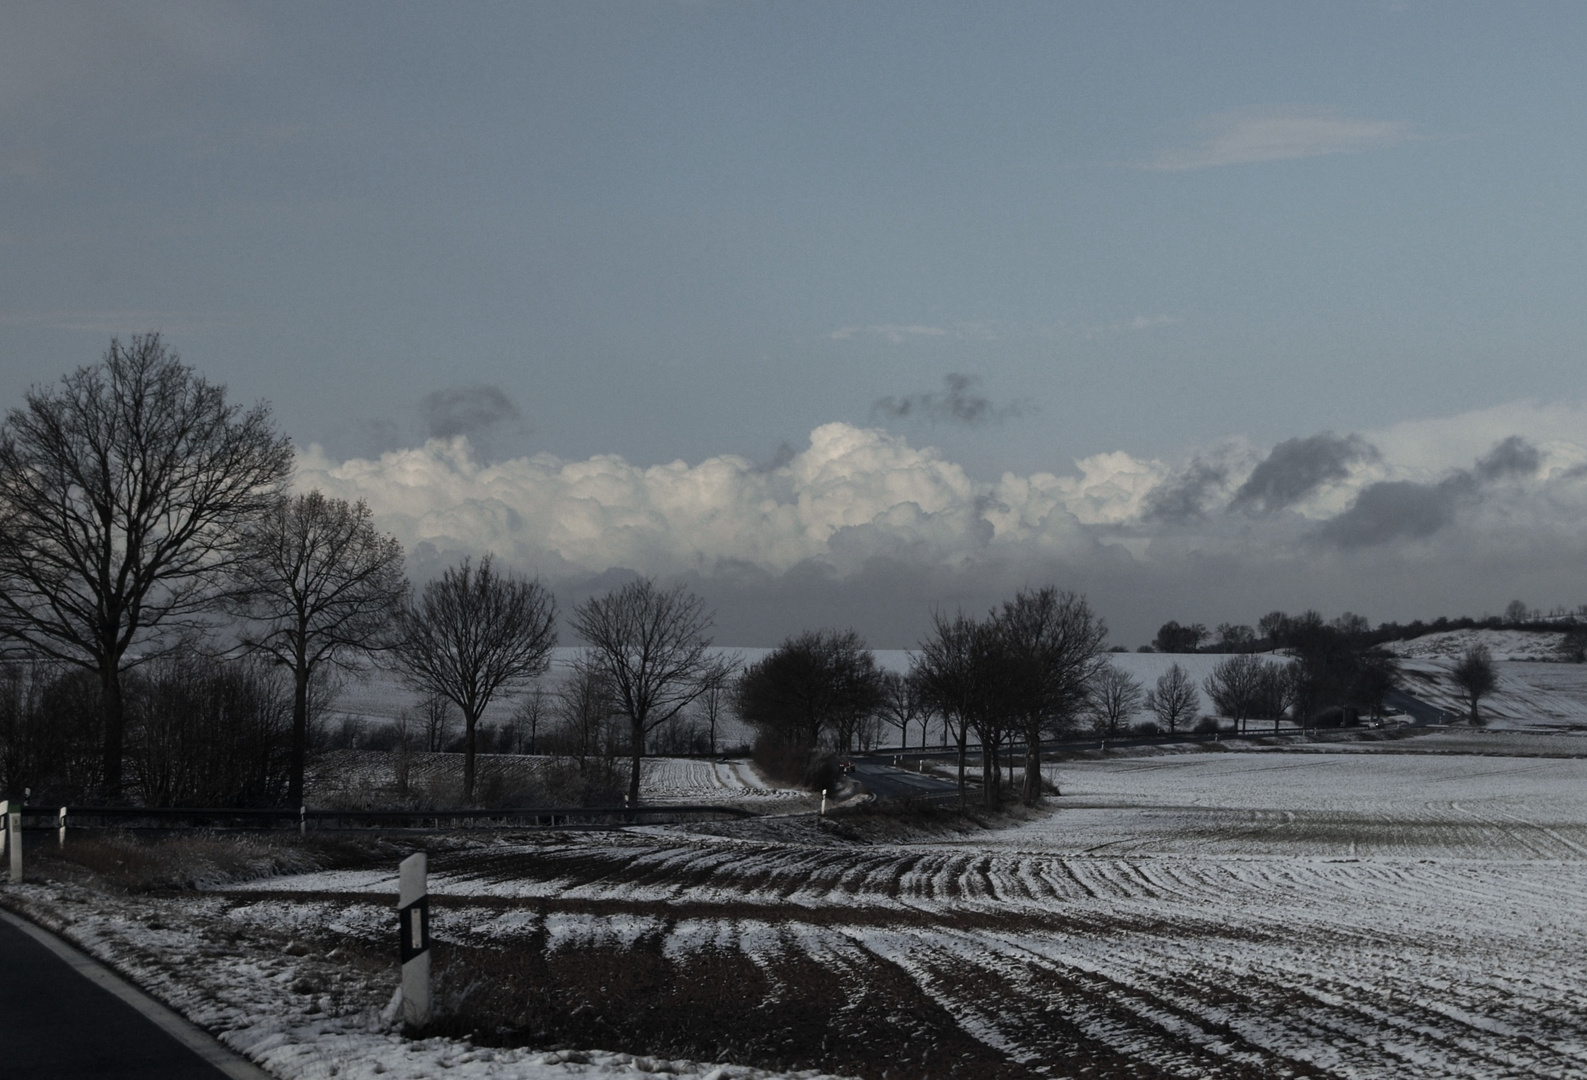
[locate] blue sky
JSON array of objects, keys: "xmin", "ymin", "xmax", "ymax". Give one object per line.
[{"xmin": 5, "ymin": 3, "xmax": 1587, "ymax": 643}]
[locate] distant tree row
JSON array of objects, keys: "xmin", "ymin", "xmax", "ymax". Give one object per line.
[
  {"xmin": 1146, "ymin": 604, "xmax": 1587, "ymax": 656},
  {"xmin": 0, "ymin": 337, "xmax": 725, "ymax": 807},
  {"xmin": 735, "ymin": 589, "xmax": 1110, "ymax": 811}
]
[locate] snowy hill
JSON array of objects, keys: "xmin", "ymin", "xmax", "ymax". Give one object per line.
[{"xmin": 1381, "ymin": 627, "xmax": 1573, "ymax": 662}]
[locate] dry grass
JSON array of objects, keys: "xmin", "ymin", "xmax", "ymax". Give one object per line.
[{"xmin": 30, "ymin": 831, "xmax": 393, "ymax": 893}]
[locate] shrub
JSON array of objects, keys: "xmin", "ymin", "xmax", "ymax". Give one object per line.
[{"xmin": 1193, "ymin": 716, "xmax": 1222, "ymax": 734}]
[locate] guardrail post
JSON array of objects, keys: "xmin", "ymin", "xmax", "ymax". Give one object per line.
[
  {"xmin": 7, "ymin": 800, "xmax": 20, "ymax": 884},
  {"xmin": 58, "ymin": 806, "xmax": 67, "ymax": 848},
  {"xmin": 398, "ymin": 853, "xmax": 430, "ymax": 1027}
]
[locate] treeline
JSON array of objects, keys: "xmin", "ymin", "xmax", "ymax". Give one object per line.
[
  {"xmin": 0, "ymin": 657, "xmax": 292, "ymax": 807},
  {"xmin": 1147, "ymin": 603, "xmax": 1587, "ymax": 655},
  {"xmin": 732, "ymin": 594, "xmax": 1420, "ymax": 811},
  {"xmin": 0, "ymin": 337, "xmax": 729, "ymax": 809},
  {"xmin": 737, "ymin": 588, "xmax": 1108, "ymax": 810}
]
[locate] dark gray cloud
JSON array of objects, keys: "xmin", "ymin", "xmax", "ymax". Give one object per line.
[
  {"xmin": 871, "ymin": 373, "xmax": 1031, "ymax": 426},
  {"xmin": 1473, "ymin": 435, "xmax": 1540, "ymax": 482},
  {"xmin": 1317, "ymin": 436, "xmax": 1538, "ymax": 548},
  {"xmin": 1316, "ymin": 476, "xmax": 1474, "ymax": 547},
  {"xmin": 420, "ymin": 385, "xmax": 522, "ymax": 440},
  {"xmin": 1232, "ymin": 432, "xmax": 1377, "ymax": 513},
  {"xmin": 1144, "ymin": 460, "xmax": 1228, "ymax": 523}
]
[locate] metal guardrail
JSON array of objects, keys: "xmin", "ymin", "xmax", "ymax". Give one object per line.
[
  {"xmin": 868, "ymin": 716, "xmax": 1426, "ymax": 762},
  {"xmin": 8, "ymin": 802, "xmax": 758, "ymax": 832}
]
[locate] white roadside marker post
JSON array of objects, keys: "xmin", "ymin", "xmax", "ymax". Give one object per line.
[
  {"xmin": 58, "ymin": 806, "xmax": 67, "ymax": 849},
  {"xmin": 0, "ymin": 800, "xmax": 7, "ymax": 865},
  {"xmin": 7, "ymin": 799, "xmax": 21, "ymax": 884},
  {"xmin": 820, "ymin": 789, "xmax": 827, "ymax": 817},
  {"xmin": 398, "ymin": 853, "xmax": 431, "ymax": 1027},
  {"xmin": 300, "ymin": 805, "xmax": 307, "ymax": 837}
]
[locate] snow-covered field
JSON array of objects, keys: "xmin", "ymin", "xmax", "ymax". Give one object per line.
[
  {"xmin": 1381, "ymin": 627, "xmax": 1575, "ymax": 663},
  {"xmin": 303, "ymin": 750, "xmax": 806, "ymax": 810},
  {"xmin": 12, "ymin": 735, "xmax": 1587, "ymax": 1079},
  {"xmin": 1395, "ymin": 658, "xmax": 1587, "ymax": 730}
]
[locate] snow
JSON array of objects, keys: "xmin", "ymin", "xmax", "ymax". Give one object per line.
[
  {"xmin": 13, "ymin": 733, "xmax": 1587, "ymax": 1077},
  {"xmin": 1381, "ymin": 627, "xmax": 1574, "ymax": 663},
  {"xmin": 3, "ymin": 883, "xmax": 854, "ymax": 1080},
  {"xmin": 1395, "ymin": 657, "xmax": 1587, "ymax": 730},
  {"xmin": 304, "ymin": 751, "xmax": 805, "ymax": 809}
]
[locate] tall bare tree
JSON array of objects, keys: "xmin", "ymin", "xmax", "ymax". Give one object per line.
[
  {"xmin": 573, "ymin": 578, "xmax": 714, "ymax": 805},
  {"xmin": 877, "ymin": 670, "xmax": 925, "ymax": 749},
  {"xmin": 997, "ymin": 587, "xmax": 1109, "ymax": 805},
  {"xmin": 696, "ymin": 655, "xmax": 739, "ymax": 757},
  {"xmin": 913, "ymin": 611, "xmax": 997, "ymax": 807},
  {"xmin": 1202, "ymin": 653, "xmax": 1266, "ymax": 735},
  {"xmin": 388, "ymin": 556, "xmax": 556, "ymax": 800},
  {"xmin": 1147, "ymin": 662, "xmax": 1200, "ymax": 734},
  {"xmin": 232, "ymin": 491, "xmax": 407, "ymax": 806},
  {"xmin": 1090, "ymin": 662, "xmax": 1144, "ymax": 737},
  {"xmin": 0, "ymin": 335, "xmax": 292, "ymax": 797}
]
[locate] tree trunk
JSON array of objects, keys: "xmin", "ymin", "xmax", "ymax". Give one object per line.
[
  {"xmin": 287, "ymin": 661, "xmax": 311, "ymax": 807},
  {"xmin": 1023, "ymin": 719, "xmax": 1043, "ymax": 805},
  {"xmin": 99, "ymin": 663, "xmax": 125, "ymax": 801},
  {"xmin": 463, "ymin": 709, "xmax": 478, "ymax": 802},
  {"xmin": 628, "ymin": 716, "xmax": 644, "ymax": 806},
  {"xmin": 955, "ymin": 723, "xmax": 967, "ymax": 807}
]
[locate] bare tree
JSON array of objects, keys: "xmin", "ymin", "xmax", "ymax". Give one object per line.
[
  {"xmin": 1451, "ymin": 644, "xmax": 1497, "ymax": 725},
  {"xmin": 0, "ymin": 335, "xmax": 292, "ymax": 797},
  {"xmin": 388, "ymin": 556, "xmax": 557, "ymax": 800},
  {"xmin": 1215, "ymin": 623, "xmax": 1256, "ymax": 652},
  {"xmin": 1202, "ymin": 653, "xmax": 1266, "ymax": 735},
  {"xmin": 996, "ymin": 587, "xmax": 1109, "ymax": 805},
  {"xmin": 551, "ymin": 654, "xmax": 619, "ymax": 764},
  {"xmin": 877, "ymin": 670, "xmax": 925, "ymax": 749},
  {"xmin": 913, "ymin": 611, "xmax": 1001, "ymax": 808},
  {"xmin": 1146, "ymin": 662, "xmax": 1200, "ymax": 734},
  {"xmin": 572, "ymin": 578, "xmax": 714, "ymax": 805},
  {"xmin": 696, "ymin": 656, "xmax": 739, "ymax": 757},
  {"xmin": 1090, "ymin": 662, "xmax": 1144, "ymax": 737},
  {"xmin": 420, "ymin": 693, "xmax": 456, "ymax": 753},
  {"xmin": 1252, "ymin": 661, "xmax": 1294, "ymax": 734},
  {"xmin": 513, "ymin": 682, "xmax": 550, "ymax": 755},
  {"xmin": 231, "ymin": 491, "xmax": 408, "ymax": 806}
]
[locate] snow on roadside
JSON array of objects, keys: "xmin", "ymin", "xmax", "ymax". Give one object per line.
[{"xmin": 1, "ymin": 881, "xmax": 853, "ymax": 1080}]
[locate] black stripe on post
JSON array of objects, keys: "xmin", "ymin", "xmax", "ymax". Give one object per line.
[{"xmin": 398, "ymin": 895, "xmax": 429, "ymax": 963}]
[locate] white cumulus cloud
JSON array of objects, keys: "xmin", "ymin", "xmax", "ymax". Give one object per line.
[{"xmin": 296, "ymin": 401, "xmax": 1587, "ymax": 644}]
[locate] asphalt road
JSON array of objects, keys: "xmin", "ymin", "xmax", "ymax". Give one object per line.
[
  {"xmin": 0, "ymin": 908, "xmax": 264, "ymax": 1079},
  {"xmin": 849, "ymin": 758, "xmax": 960, "ymax": 799}
]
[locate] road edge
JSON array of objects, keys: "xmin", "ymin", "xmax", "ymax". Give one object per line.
[{"xmin": 0, "ymin": 904, "xmax": 276, "ymax": 1080}]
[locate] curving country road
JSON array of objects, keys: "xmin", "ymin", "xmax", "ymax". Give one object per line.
[
  {"xmin": 848, "ymin": 757, "xmax": 960, "ymax": 799},
  {"xmin": 0, "ymin": 906, "xmax": 269, "ymax": 1079}
]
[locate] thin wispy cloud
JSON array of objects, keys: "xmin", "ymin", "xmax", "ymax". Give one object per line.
[
  {"xmin": 829, "ymin": 324, "xmax": 949, "ymax": 344},
  {"xmin": 1080, "ymin": 313, "xmax": 1178, "ymax": 339},
  {"xmin": 1146, "ymin": 106, "xmax": 1412, "ymax": 171}
]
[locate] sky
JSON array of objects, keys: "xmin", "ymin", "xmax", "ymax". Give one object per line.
[{"xmin": 4, "ymin": 2, "xmax": 1587, "ymax": 646}]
